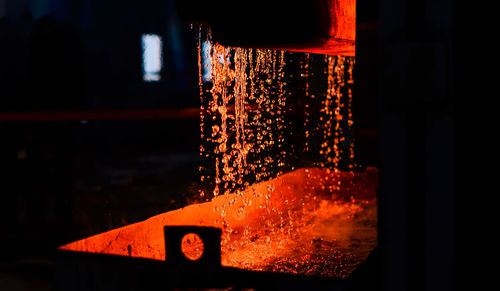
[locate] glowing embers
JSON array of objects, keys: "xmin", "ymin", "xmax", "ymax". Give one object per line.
[
  {"xmin": 198, "ymin": 44, "xmax": 288, "ymax": 198},
  {"xmin": 319, "ymin": 55, "xmax": 355, "ymax": 170},
  {"xmin": 60, "ymin": 32, "xmax": 372, "ymax": 280},
  {"xmin": 301, "ymin": 54, "xmax": 356, "ymax": 173},
  {"xmin": 198, "ymin": 40, "xmax": 356, "ymax": 198},
  {"xmin": 60, "ymin": 167, "xmax": 378, "ymax": 278}
]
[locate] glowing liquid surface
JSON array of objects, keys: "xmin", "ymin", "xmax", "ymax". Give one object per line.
[
  {"xmin": 60, "ymin": 167, "xmax": 377, "ymax": 278},
  {"xmin": 60, "ymin": 35, "xmax": 377, "ymax": 279}
]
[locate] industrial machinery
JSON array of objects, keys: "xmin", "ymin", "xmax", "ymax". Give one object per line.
[{"xmin": 57, "ymin": 1, "xmax": 379, "ymax": 289}]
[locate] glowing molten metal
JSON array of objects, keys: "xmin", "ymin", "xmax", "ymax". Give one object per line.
[
  {"xmin": 60, "ymin": 167, "xmax": 377, "ymax": 278},
  {"xmin": 61, "ymin": 5, "xmax": 375, "ymax": 277}
]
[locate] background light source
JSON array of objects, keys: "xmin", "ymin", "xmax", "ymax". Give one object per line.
[{"xmin": 142, "ymin": 33, "xmax": 163, "ymax": 82}]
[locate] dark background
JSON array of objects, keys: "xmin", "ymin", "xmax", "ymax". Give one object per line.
[
  {"xmin": 1, "ymin": 1, "xmax": 204, "ymax": 289},
  {"xmin": 0, "ymin": 0, "xmax": 497, "ymax": 290}
]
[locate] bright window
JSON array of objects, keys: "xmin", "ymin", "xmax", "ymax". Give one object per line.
[{"xmin": 142, "ymin": 34, "xmax": 163, "ymax": 82}]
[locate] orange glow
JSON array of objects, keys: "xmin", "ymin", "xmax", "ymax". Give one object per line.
[
  {"xmin": 330, "ymin": 0, "xmax": 356, "ymax": 40},
  {"xmin": 60, "ymin": 167, "xmax": 377, "ymax": 278},
  {"xmin": 181, "ymin": 233, "xmax": 204, "ymax": 261},
  {"xmin": 268, "ymin": 0, "xmax": 356, "ymax": 56},
  {"xmin": 199, "ymin": 43, "xmax": 356, "ymax": 198},
  {"xmin": 279, "ymin": 38, "xmax": 355, "ymax": 57},
  {"xmin": 61, "ymin": 9, "xmax": 370, "ymax": 278}
]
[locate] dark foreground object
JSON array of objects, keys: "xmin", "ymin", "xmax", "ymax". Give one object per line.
[{"xmin": 56, "ymin": 226, "xmax": 379, "ymax": 290}]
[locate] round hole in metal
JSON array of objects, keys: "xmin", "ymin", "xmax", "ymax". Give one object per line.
[{"xmin": 180, "ymin": 233, "xmax": 204, "ymax": 261}]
